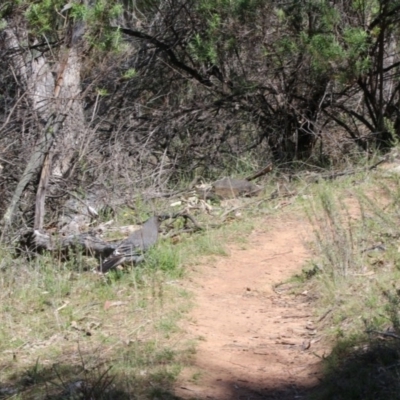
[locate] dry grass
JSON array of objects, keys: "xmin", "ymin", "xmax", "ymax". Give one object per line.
[
  {"xmin": 299, "ymin": 162, "xmax": 400, "ymax": 399},
  {"xmin": 0, "ymin": 194, "xmax": 266, "ymax": 399},
  {"xmin": 0, "ymin": 244, "xmax": 191, "ymax": 399}
]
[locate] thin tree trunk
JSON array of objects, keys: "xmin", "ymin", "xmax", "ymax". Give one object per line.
[
  {"xmin": 2, "ymin": 21, "xmax": 86, "ymax": 234},
  {"xmin": 0, "ymin": 113, "xmax": 67, "ymax": 233},
  {"xmin": 34, "ymin": 153, "xmax": 51, "ymax": 230}
]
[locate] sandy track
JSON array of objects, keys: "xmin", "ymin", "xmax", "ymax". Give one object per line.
[{"xmin": 175, "ymin": 211, "xmax": 323, "ymax": 400}]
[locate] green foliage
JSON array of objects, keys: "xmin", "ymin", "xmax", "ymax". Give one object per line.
[
  {"xmin": 69, "ymin": 2, "xmax": 88, "ymax": 20},
  {"xmin": 25, "ymin": 0, "xmax": 65, "ymax": 34},
  {"xmin": 189, "ymin": 33, "xmax": 218, "ymax": 63},
  {"xmin": 21, "ymin": 0, "xmax": 123, "ymax": 51},
  {"xmin": 133, "ymin": 0, "xmax": 162, "ymax": 14},
  {"xmin": 77, "ymin": 1, "xmax": 123, "ymax": 52},
  {"xmin": 190, "ymin": 0, "xmax": 264, "ymax": 65},
  {"xmin": 122, "ymin": 68, "xmax": 137, "ymax": 79},
  {"xmin": 342, "ymin": 27, "xmax": 371, "ymax": 77},
  {"xmin": 0, "ymin": 1, "xmax": 16, "ymax": 21},
  {"xmin": 96, "ymin": 87, "xmax": 110, "ymax": 97},
  {"xmin": 308, "ymin": 33, "xmax": 345, "ymax": 73},
  {"xmin": 343, "ymin": 27, "xmax": 369, "ymax": 54},
  {"xmin": 144, "ymin": 242, "xmax": 183, "ymax": 278},
  {"xmin": 0, "ymin": 19, "xmax": 7, "ymax": 31},
  {"xmin": 271, "ymin": 0, "xmax": 374, "ymax": 81},
  {"xmin": 198, "ymin": 0, "xmax": 262, "ymax": 16}
]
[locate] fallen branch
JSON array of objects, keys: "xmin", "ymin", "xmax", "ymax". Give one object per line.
[
  {"xmin": 366, "ymin": 330, "xmax": 400, "ymax": 340},
  {"xmin": 21, "ymin": 229, "xmax": 118, "ymax": 260},
  {"xmin": 317, "ymin": 308, "xmax": 334, "ymax": 322},
  {"xmin": 245, "ymin": 163, "xmax": 273, "ymax": 182},
  {"xmin": 19, "ymin": 212, "xmax": 203, "ymax": 266}
]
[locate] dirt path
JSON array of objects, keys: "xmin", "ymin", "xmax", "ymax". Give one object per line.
[{"xmin": 175, "ymin": 210, "xmax": 323, "ymax": 400}]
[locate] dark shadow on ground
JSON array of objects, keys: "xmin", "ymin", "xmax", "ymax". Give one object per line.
[
  {"xmin": 3, "ymin": 337, "xmax": 400, "ymax": 399},
  {"xmin": 175, "ymin": 336, "xmax": 400, "ymax": 400},
  {"xmin": 0, "ymin": 360, "xmax": 314, "ymax": 400},
  {"xmin": 308, "ymin": 336, "xmax": 400, "ymax": 400},
  {"xmin": 0, "ymin": 347, "xmax": 184, "ymax": 400},
  {"xmin": 0, "ymin": 362, "xmax": 130, "ymax": 400},
  {"xmin": 177, "ymin": 382, "xmax": 314, "ymax": 400}
]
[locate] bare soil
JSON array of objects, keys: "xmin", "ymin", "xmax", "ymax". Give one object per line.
[{"xmin": 175, "ymin": 210, "xmax": 325, "ymax": 400}]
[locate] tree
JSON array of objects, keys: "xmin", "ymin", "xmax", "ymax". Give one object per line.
[
  {"xmin": 2, "ymin": 0, "xmax": 400, "ymax": 238},
  {"xmin": 0, "ymin": 0, "xmax": 122, "ymax": 232}
]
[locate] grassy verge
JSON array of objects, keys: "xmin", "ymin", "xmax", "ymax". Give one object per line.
[
  {"xmin": 0, "ymin": 241, "xmax": 190, "ymax": 399},
  {"xmin": 300, "ymin": 165, "xmax": 400, "ymax": 399},
  {"xmin": 0, "ymin": 195, "xmax": 264, "ymax": 399}
]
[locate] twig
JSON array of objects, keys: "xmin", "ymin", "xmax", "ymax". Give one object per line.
[
  {"xmin": 159, "ymin": 211, "xmax": 205, "ymax": 230},
  {"xmin": 368, "ymin": 159, "xmax": 386, "ymax": 170},
  {"xmin": 180, "ymin": 212, "xmax": 205, "ymax": 230},
  {"xmin": 245, "ymin": 163, "xmax": 273, "ymax": 181},
  {"xmin": 164, "ymin": 228, "xmax": 200, "ymax": 238},
  {"xmin": 367, "ymin": 330, "xmax": 400, "ymax": 339},
  {"xmin": 281, "ymin": 314, "xmax": 312, "ymax": 319},
  {"xmin": 262, "ymin": 251, "xmax": 293, "ymax": 261},
  {"xmin": 317, "ymin": 308, "xmax": 333, "ymax": 322}
]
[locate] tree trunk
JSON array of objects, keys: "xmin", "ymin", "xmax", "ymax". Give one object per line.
[
  {"xmin": 51, "ymin": 47, "xmax": 86, "ymax": 181},
  {"xmin": 2, "ymin": 21, "xmax": 86, "ymax": 232}
]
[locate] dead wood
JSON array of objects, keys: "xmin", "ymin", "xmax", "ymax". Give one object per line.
[
  {"xmin": 25, "ymin": 229, "xmax": 117, "ymax": 260},
  {"xmin": 245, "ymin": 163, "xmax": 273, "ymax": 182},
  {"xmin": 18, "ymin": 212, "xmax": 203, "ymax": 266},
  {"xmin": 212, "ymin": 178, "xmax": 261, "ymax": 199},
  {"xmin": 176, "ymin": 212, "xmax": 205, "ymax": 231},
  {"xmin": 1, "ymin": 113, "xmax": 66, "ymax": 236},
  {"xmin": 34, "ymin": 153, "xmax": 52, "ymax": 230}
]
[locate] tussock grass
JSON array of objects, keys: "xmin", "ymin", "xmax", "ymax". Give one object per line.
[
  {"xmin": 303, "ymin": 166, "xmax": 400, "ymax": 399},
  {"xmin": 0, "ymin": 224, "xmax": 190, "ymax": 398}
]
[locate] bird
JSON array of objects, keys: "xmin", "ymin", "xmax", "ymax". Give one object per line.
[{"xmin": 98, "ymin": 215, "xmax": 164, "ymax": 273}]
